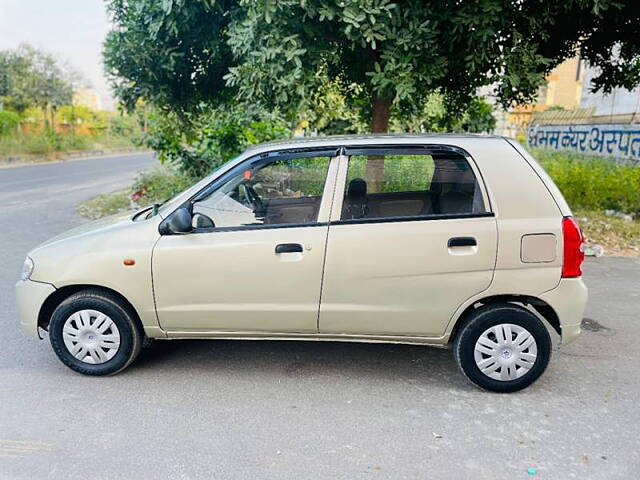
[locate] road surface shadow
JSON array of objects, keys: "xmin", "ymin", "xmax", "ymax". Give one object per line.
[{"xmin": 133, "ymin": 338, "xmax": 463, "ymax": 386}]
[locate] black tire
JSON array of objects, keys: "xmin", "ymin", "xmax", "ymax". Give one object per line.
[
  {"xmin": 453, "ymin": 303, "xmax": 552, "ymax": 393},
  {"xmin": 49, "ymin": 289, "xmax": 143, "ymax": 376}
]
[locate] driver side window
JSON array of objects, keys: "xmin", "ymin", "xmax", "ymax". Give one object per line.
[{"xmin": 192, "ymin": 155, "xmax": 331, "ymax": 229}]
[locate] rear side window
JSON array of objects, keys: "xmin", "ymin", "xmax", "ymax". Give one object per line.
[{"xmin": 341, "ymin": 152, "xmax": 486, "ymax": 221}]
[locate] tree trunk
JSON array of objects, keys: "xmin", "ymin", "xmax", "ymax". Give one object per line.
[
  {"xmin": 43, "ymin": 103, "xmax": 50, "ymax": 132},
  {"xmin": 366, "ymin": 96, "xmax": 391, "ymax": 193},
  {"xmin": 371, "ymin": 96, "xmax": 391, "ymax": 133}
]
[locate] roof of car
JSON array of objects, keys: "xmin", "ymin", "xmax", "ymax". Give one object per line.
[{"xmin": 245, "ymin": 133, "xmax": 504, "ymax": 154}]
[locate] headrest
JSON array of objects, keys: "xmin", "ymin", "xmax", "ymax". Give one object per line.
[{"xmin": 347, "ymin": 178, "xmax": 367, "ymax": 198}]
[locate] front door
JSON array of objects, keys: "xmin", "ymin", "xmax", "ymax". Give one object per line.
[
  {"xmin": 319, "ymin": 146, "xmax": 498, "ymax": 337},
  {"xmin": 153, "ymin": 151, "xmax": 338, "ymax": 333}
]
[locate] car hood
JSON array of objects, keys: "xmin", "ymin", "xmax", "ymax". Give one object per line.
[{"xmin": 31, "ymin": 211, "xmax": 137, "ymax": 252}]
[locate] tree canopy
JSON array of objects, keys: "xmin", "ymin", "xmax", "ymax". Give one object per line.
[
  {"xmin": 104, "ymin": 0, "xmax": 640, "ymax": 132},
  {"xmin": 0, "ymin": 44, "xmax": 76, "ymax": 114},
  {"xmin": 104, "ymin": 0, "xmax": 235, "ymax": 113}
]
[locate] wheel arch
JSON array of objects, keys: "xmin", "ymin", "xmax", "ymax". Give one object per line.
[
  {"xmin": 38, "ymin": 284, "xmax": 144, "ymax": 335},
  {"xmin": 448, "ymin": 294, "xmax": 561, "ymax": 344}
]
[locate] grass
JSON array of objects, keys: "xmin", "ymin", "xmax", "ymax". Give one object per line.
[
  {"xmin": 77, "ymin": 190, "xmax": 133, "ymax": 219},
  {"xmin": 531, "ymin": 148, "xmax": 640, "ymax": 256},
  {"xmin": 78, "ymin": 164, "xmax": 192, "ymax": 219},
  {"xmin": 0, "ymin": 132, "xmax": 139, "ymax": 160},
  {"xmin": 531, "ymin": 148, "xmax": 640, "ymax": 214}
]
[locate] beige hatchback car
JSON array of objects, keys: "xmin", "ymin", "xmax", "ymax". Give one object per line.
[{"xmin": 16, "ymin": 135, "xmax": 587, "ymax": 392}]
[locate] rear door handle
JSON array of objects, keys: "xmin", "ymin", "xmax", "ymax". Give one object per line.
[
  {"xmin": 275, "ymin": 243, "xmax": 303, "ymax": 254},
  {"xmin": 448, "ymin": 237, "xmax": 477, "ymax": 247}
]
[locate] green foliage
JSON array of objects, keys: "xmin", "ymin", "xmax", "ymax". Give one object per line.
[
  {"xmin": 106, "ymin": 114, "xmax": 141, "ymax": 137},
  {"xmin": 0, "ymin": 131, "xmax": 89, "ymax": 156},
  {"xmin": 55, "ymin": 105, "xmax": 95, "ymax": 125},
  {"xmin": 79, "ymin": 164, "xmax": 200, "ymax": 219},
  {"xmin": 534, "ymin": 149, "xmax": 640, "ymax": 214},
  {"xmin": 0, "ymin": 44, "xmax": 75, "ymax": 114},
  {"xmin": 458, "ymin": 98, "xmax": 496, "ymax": 134},
  {"xmin": 0, "ymin": 110, "xmax": 19, "ymax": 136},
  {"xmin": 104, "ymin": 0, "xmax": 236, "ymax": 112},
  {"xmin": 396, "ymin": 94, "xmax": 495, "ymax": 133},
  {"xmin": 144, "ymin": 105, "xmax": 291, "ymax": 178},
  {"xmin": 77, "ymin": 191, "xmax": 132, "ymax": 219},
  {"xmin": 347, "ymin": 154, "xmax": 435, "ymax": 193},
  {"xmin": 105, "ymin": 0, "xmax": 640, "ymax": 130}
]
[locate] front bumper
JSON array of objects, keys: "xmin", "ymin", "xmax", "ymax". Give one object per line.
[
  {"xmin": 540, "ymin": 277, "xmax": 588, "ymax": 344},
  {"xmin": 15, "ymin": 279, "xmax": 56, "ymax": 338}
]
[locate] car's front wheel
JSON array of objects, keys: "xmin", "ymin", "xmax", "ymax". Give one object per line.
[
  {"xmin": 453, "ymin": 303, "xmax": 552, "ymax": 393},
  {"xmin": 49, "ymin": 289, "xmax": 143, "ymax": 376}
]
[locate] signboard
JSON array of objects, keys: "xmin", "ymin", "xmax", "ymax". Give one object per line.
[{"xmin": 527, "ymin": 124, "xmax": 640, "ymax": 163}]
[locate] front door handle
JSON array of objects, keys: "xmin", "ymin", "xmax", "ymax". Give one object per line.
[
  {"xmin": 448, "ymin": 237, "xmax": 477, "ymax": 248},
  {"xmin": 275, "ymin": 243, "xmax": 303, "ymax": 254}
]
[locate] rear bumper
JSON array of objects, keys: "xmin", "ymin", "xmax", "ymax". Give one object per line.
[
  {"xmin": 539, "ymin": 277, "xmax": 588, "ymax": 344},
  {"xmin": 15, "ymin": 279, "xmax": 56, "ymax": 338}
]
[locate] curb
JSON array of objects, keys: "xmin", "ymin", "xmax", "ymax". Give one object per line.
[{"xmin": 0, "ymin": 148, "xmax": 153, "ymax": 169}]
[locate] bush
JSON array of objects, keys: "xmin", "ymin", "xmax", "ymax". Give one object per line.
[
  {"xmin": 0, "ymin": 129, "xmax": 139, "ymax": 157},
  {"xmin": 77, "ymin": 191, "xmax": 132, "ymax": 219},
  {"xmin": 532, "ymin": 149, "xmax": 640, "ymax": 214},
  {"xmin": 0, "ymin": 110, "xmax": 20, "ymax": 137},
  {"xmin": 130, "ymin": 164, "xmax": 194, "ymax": 205}
]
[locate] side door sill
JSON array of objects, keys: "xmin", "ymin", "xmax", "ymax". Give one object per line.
[{"xmin": 161, "ymin": 330, "xmax": 448, "ymax": 346}]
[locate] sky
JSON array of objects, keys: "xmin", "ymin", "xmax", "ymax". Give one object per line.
[{"xmin": 0, "ymin": 0, "xmax": 115, "ymax": 109}]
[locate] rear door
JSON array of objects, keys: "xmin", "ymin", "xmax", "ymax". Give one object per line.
[{"xmin": 318, "ymin": 146, "xmax": 497, "ymax": 337}]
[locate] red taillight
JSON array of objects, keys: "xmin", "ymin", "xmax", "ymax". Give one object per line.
[{"xmin": 562, "ymin": 216, "xmax": 584, "ymax": 278}]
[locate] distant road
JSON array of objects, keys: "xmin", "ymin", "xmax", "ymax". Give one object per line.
[{"xmin": 0, "ymin": 152, "xmax": 156, "ymax": 215}]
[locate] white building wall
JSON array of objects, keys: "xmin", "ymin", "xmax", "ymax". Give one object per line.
[{"xmin": 580, "ymin": 67, "xmax": 640, "ymax": 117}]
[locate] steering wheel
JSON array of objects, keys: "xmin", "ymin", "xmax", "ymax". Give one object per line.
[{"xmin": 242, "ymin": 183, "xmax": 266, "ymax": 217}]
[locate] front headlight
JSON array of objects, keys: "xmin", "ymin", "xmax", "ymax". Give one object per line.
[{"xmin": 21, "ymin": 256, "xmax": 34, "ymax": 281}]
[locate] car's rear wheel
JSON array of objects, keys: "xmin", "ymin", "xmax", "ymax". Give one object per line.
[
  {"xmin": 49, "ymin": 289, "xmax": 143, "ymax": 376},
  {"xmin": 453, "ymin": 303, "xmax": 551, "ymax": 393}
]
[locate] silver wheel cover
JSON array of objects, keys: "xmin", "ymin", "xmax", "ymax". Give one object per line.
[
  {"xmin": 473, "ymin": 323, "xmax": 538, "ymax": 381},
  {"xmin": 62, "ymin": 309, "xmax": 121, "ymax": 364}
]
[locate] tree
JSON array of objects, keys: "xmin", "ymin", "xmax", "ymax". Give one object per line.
[
  {"xmin": 105, "ymin": 0, "xmax": 640, "ymax": 133},
  {"xmin": 0, "ymin": 45, "xmax": 76, "ymax": 129},
  {"xmin": 144, "ymin": 104, "xmax": 290, "ymax": 178},
  {"xmin": 0, "ymin": 110, "xmax": 20, "ymax": 136},
  {"xmin": 55, "ymin": 105, "xmax": 95, "ymax": 125},
  {"xmin": 103, "ymin": 0, "xmax": 236, "ymax": 113},
  {"xmin": 459, "ymin": 98, "xmax": 496, "ymax": 134}
]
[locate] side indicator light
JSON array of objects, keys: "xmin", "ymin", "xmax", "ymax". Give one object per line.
[{"xmin": 123, "ymin": 259, "xmax": 136, "ymax": 266}]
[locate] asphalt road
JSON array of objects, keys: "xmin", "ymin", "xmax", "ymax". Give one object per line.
[{"xmin": 1, "ymin": 154, "xmax": 639, "ymax": 479}]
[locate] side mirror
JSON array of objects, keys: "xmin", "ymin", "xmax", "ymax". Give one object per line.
[
  {"xmin": 192, "ymin": 212, "xmax": 215, "ymax": 229},
  {"xmin": 166, "ymin": 208, "xmax": 193, "ymax": 234}
]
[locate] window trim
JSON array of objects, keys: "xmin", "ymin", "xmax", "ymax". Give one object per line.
[
  {"xmin": 187, "ymin": 221, "xmax": 329, "ymax": 234},
  {"xmin": 331, "ymin": 144, "xmax": 493, "ymax": 224},
  {"xmin": 342, "ymin": 144, "xmax": 466, "ymax": 157},
  {"xmin": 330, "ymin": 212, "xmax": 495, "ymax": 226}
]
